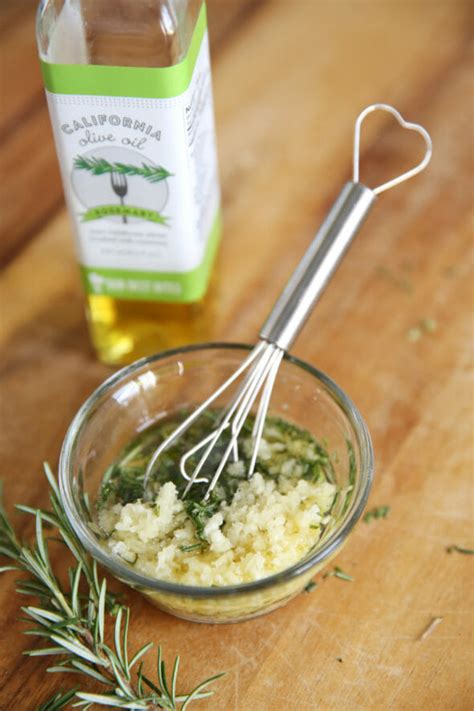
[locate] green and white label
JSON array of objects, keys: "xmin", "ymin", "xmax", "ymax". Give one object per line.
[{"xmin": 42, "ymin": 4, "xmax": 220, "ymax": 303}]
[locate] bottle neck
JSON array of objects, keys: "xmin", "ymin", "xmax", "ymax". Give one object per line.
[{"xmin": 39, "ymin": 0, "xmax": 203, "ymax": 67}]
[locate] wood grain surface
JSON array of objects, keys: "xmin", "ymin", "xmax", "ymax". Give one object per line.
[{"xmin": 0, "ymin": 1, "xmax": 473, "ymax": 709}]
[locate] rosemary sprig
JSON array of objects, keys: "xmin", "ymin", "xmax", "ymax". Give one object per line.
[
  {"xmin": 0, "ymin": 466, "xmax": 223, "ymax": 710},
  {"xmin": 74, "ymin": 156, "xmax": 172, "ymax": 184}
]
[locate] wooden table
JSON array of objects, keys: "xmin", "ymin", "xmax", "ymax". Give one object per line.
[{"xmin": 1, "ymin": 1, "xmax": 473, "ymax": 708}]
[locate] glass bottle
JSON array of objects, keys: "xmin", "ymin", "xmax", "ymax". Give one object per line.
[{"xmin": 36, "ymin": 0, "xmax": 221, "ymax": 365}]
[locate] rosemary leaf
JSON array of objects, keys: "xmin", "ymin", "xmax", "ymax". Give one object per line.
[
  {"xmin": 25, "ymin": 606, "xmax": 63, "ymax": 623},
  {"xmin": 363, "ymin": 505, "xmax": 390, "ymax": 523},
  {"xmin": 179, "ymin": 543, "xmax": 204, "ymax": 553},
  {"xmin": 50, "ymin": 634, "xmax": 103, "ymax": 664},
  {"xmin": 446, "ymin": 545, "xmax": 474, "ymax": 555},
  {"xmin": 98, "ymin": 578, "xmax": 107, "ymax": 644},
  {"xmin": 129, "ymin": 642, "xmax": 154, "ymax": 670},
  {"xmin": 323, "ymin": 566, "xmax": 354, "ymax": 582},
  {"xmin": 181, "ymin": 673, "xmax": 227, "ymax": 711},
  {"xmin": 333, "ymin": 567, "xmax": 354, "ymax": 582},
  {"xmin": 171, "ymin": 656, "xmax": 180, "ymax": 706},
  {"xmin": 71, "ymin": 562, "xmax": 82, "ymax": 616},
  {"xmin": 69, "ymin": 660, "xmax": 115, "ymax": 685},
  {"xmin": 114, "ymin": 607, "xmax": 125, "ymax": 670},
  {"xmin": 24, "ymin": 647, "xmax": 67, "ymax": 657},
  {"xmin": 74, "ymin": 693, "xmax": 135, "ymax": 707}
]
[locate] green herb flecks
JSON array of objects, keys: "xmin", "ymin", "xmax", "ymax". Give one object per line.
[
  {"xmin": 185, "ymin": 496, "xmax": 220, "ymax": 542},
  {"xmin": 446, "ymin": 545, "xmax": 474, "ymax": 555},
  {"xmin": 323, "ymin": 566, "xmax": 354, "ymax": 582},
  {"xmin": 0, "ymin": 465, "xmax": 224, "ymax": 710},
  {"xmin": 406, "ymin": 317, "xmax": 438, "ymax": 342},
  {"xmin": 442, "ymin": 265, "xmax": 460, "ymax": 279},
  {"xmin": 364, "ymin": 505, "xmax": 390, "ymax": 523},
  {"xmin": 304, "ymin": 580, "xmax": 317, "ymax": 593},
  {"xmin": 375, "ymin": 265, "xmax": 413, "ymax": 293},
  {"xmin": 347, "ymin": 440, "xmax": 356, "ymax": 486},
  {"xmin": 180, "ymin": 543, "xmax": 205, "ymax": 554},
  {"xmin": 74, "ymin": 155, "xmax": 172, "ymax": 183},
  {"xmin": 98, "ymin": 463, "xmax": 145, "ymax": 508},
  {"xmin": 334, "ymin": 441, "xmax": 357, "ymax": 519},
  {"xmin": 97, "ymin": 412, "xmax": 338, "ymax": 545}
]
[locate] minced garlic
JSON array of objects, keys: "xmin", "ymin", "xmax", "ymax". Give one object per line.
[{"xmin": 100, "ymin": 469, "xmax": 336, "ymax": 586}]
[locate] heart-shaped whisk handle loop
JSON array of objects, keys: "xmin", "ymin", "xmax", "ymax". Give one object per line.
[{"xmin": 353, "ymin": 103, "xmax": 433, "ymax": 195}]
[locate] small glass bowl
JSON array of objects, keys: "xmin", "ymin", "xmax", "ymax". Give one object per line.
[{"xmin": 60, "ymin": 343, "xmax": 373, "ymax": 623}]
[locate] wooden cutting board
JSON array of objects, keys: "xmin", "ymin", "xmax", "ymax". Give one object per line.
[{"xmin": 0, "ymin": 1, "xmax": 472, "ymax": 708}]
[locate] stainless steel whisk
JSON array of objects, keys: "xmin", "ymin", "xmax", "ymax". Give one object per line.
[{"xmin": 144, "ymin": 104, "xmax": 432, "ymax": 501}]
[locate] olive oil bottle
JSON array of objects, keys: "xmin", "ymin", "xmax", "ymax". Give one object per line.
[{"xmin": 36, "ymin": 0, "xmax": 221, "ymax": 365}]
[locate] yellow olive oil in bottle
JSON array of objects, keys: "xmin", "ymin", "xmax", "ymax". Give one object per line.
[{"xmin": 36, "ymin": 0, "xmax": 221, "ymax": 364}]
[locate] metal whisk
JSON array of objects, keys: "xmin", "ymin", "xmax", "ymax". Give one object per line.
[{"xmin": 144, "ymin": 103, "xmax": 432, "ymax": 501}]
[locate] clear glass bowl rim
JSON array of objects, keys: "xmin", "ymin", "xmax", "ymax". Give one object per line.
[{"xmin": 59, "ymin": 342, "xmax": 374, "ymax": 598}]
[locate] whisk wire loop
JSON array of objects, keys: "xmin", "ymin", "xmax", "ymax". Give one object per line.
[
  {"xmin": 248, "ymin": 347, "xmax": 284, "ymax": 478},
  {"xmin": 179, "ymin": 343, "xmax": 275, "ymax": 493},
  {"xmin": 181, "ymin": 342, "xmax": 283, "ymax": 500},
  {"xmin": 143, "ymin": 341, "xmax": 266, "ymax": 490}
]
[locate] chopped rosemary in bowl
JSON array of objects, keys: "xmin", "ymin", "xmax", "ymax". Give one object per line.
[
  {"xmin": 97, "ymin": 413, "xmax": 340, "ymax": 587},
  {"xmin": 59, "ymin": 344, "xmax": 374, "ymax": 622}
]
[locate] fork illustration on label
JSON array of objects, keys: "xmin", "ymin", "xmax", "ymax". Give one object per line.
[{"xmin": 110, "ymin": 171, "xmax": 129, "ymax": 224}]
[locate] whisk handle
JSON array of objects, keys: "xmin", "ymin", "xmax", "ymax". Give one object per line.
[{"xmin": 259, "ymin": 181, "xmax": 376, "ymax": 351}]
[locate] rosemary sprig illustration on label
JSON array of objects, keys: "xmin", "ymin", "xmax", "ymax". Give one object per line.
[{"xmin": 74, "ymin": 156, "xmax": 173, "ymax": 183}]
